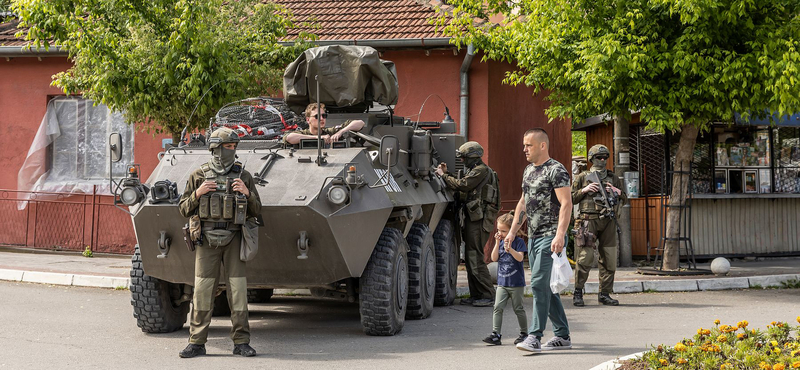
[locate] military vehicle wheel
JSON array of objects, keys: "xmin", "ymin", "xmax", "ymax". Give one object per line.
[
  {"xmin": 359, "ymin": 227, "xmax": 408, "ymax": 336},
  {"xmin": 212, "ymin": 292, "xmax": 231, "ymax": 316},
  {"xmin": 433, "ymin": 219, "xmax": 458, "ymax": 306},
  {"xmin": 247, "ymin": 289, "xmax": 274, "ymax": 303},
  {"xmin": 130, "ymin": 245, "xmax": 190, "ymax": 333},
  {"xmin": 405, "ymin": 223, "xmax": 435, "ymax": 319}
]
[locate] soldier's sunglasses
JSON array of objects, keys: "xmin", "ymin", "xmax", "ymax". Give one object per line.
[
  {"xmin": 595, "ymin": 155, "xmax": 609, "ymax": 160},
  {"xmin": 312, "ymin": 113, "xmax": 328, "ymax": 119}
]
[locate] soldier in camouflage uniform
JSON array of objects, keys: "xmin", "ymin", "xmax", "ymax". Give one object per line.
[
  {"xmin": 436, "ymin": 141, "xmax": 500, "ymax": 307},
  {"xmin": 283, "ymin": 103, "xmax": 365, "ymax": 145},
  {"xmin": 571, "ymin": 144, "xmax": 626, "ymax": 307},
  {"xmin": 178, "ymin": 127, "xmax": 262, "ymax": 358},
  {"xmin": 505, "ymin": 128, "xmax": 573, "ymax": 353}
]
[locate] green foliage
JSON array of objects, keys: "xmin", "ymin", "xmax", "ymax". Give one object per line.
[
  {"xmin": 781, "ymin": 279, "xmax": 800, "ymax": 289},
  {"xmin": 82, "ymin": 245, "xmax": 93, "ymax": 258},
  {"xmin": 12, "ymin": 0, "xmax": 314, "ymax": 136},
  {"xmin": 635, "ymin": 319, "xmax": 800, "ymax": 369},
  {"xmin": 435, "ymin": 0, "xmax": 800, "ymax": 132},
  {"xmin": 572, "ymin": 131, "xmax": 586, "ymax": 157}
]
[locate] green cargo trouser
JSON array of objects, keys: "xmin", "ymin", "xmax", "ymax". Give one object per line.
[
  {"xmin": 574, "ymin": 217, "xmax": 617, "ymax": 294},
  {"xmin": 189, "ymin": 232, "xmax": 250, "ymax": 345},
  {"xmin": 492, "ymin": 286, "xmax": 527, "ymax": 334},
  {"xmin": 464, "ymin": 219, "xmax": 495, "ymax": 300},
  {"xmin": 527, "ymin": 235, "xmax": 570, "ymax": 339}
]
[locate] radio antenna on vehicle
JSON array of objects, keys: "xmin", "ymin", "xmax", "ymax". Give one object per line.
[{"xmin": 315, "ymin": 75, "xmax": 327, "ymax": 166}]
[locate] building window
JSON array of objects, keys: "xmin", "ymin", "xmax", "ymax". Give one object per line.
[
  {"xmin": 774, "ymin": 127, "xmax": 800, "ymax": 193},
  {"xmin": 46, "ymin": 97, "xmax": 134, "ymax": 186}
]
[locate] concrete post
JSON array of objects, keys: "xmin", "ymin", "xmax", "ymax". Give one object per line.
[{"xmin": 613, "ymin": 115, "xmax": 633, "ymax": 267}]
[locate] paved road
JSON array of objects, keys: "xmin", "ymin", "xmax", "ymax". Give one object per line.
[{"xmin": 1, "ymin": 281, "xmax": 797, "ymax": 370}]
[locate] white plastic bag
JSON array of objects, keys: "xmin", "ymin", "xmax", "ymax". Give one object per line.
[{"xmin": 550, "ymin": 252, "xmax": 572, "ymax": 294}]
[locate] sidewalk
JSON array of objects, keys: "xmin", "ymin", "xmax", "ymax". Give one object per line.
[{"xmin": 0, "ymin": 247, "xmax": 798, "ymax": 294}]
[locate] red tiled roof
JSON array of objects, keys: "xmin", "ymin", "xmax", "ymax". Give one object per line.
[
  {"xmin": 0, "ymin": 19, "xmax": 27, "ymax": 46},
  {"xmin": 0, "ymin": 0, "xmax": 449, "ymax": 48},
  {"xmin": 272, "ymin": 0, "xmax": 446, "ymax": 41}
]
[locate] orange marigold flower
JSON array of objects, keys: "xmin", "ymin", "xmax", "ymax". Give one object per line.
[
  {"xmin": 715, "ymin": 319, "xmax": 721, "ymax": 325},
  {"xmin": 796, "ymin": 316, "xmax": 799, "ymax": 324},
  {"xmin": 659, "ymin": 359, "xmax": 669, "ymax": 366},
  {"xmin": 738, "ymin": 320, "xmax": 749, "ymax": 328},
  {"xmin": 677, "ymin": 358, "xmax": 688, "ymax": 364},
  {"xmin": 775, "ymin": 364, "xmax": 786, "ymax": 370},
  {"xmin": 720, "ymin": 325, "xmax": 731, "ymax": 331},
  {"xmin": 772, "ymin": 321, "xmax": 778, "ymax": 326},
  {"xmin": 675, "ymin": 343, "xmax": 688, "ymax": 352},
  {"xmin": 761, "ymin": 362, "xmax": 773, "ymax": 370},
  {"xmin": 791, "ymin": 362, "xmax": 800, "ymax": 369},
  {"xmin": 738, "ymin": 333, "xmax": 746, "ymax": 340},
  {"xmin": 718, "ymin": 335, "xmax": 728, "ymax": 343},
  {"xmin": 698, "ymin": 328, "xmax": 705, "ymax": 335},
  {"xmin": 704, "ymin": 329, "xmax": 712, "ymax": 335}
]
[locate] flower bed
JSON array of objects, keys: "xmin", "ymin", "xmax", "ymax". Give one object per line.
[{"xmin": 620, "ymin": 317, "xmax": 800, "ymax": 369}]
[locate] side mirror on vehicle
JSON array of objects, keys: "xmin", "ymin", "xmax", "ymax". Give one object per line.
[
  {"xmin": 109, "ymin": 133, "xmax": 123, "ymax": 163},
  {"xmin": 379, "ymin": 135, "xmax": 399, "ymax": 168}
]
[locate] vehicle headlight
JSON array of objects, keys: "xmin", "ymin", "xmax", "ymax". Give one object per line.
[
  {"xmin": 120, "ymin": 179, "xmax": 148, "ymax": 206},
  {"xmin": 327, "ymin": 185, "xmax": 349, "ymax": 205}
]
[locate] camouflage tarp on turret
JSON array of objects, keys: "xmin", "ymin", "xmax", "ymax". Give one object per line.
[{"xmin": 283, "ymin": 45, "xmax": 398, "ymax": 114}]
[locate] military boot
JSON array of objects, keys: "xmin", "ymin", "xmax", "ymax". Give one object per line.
[
  {"xmin": 233, "ymin": 343, "xmax": 257, "ymax": 357},
  {"xmin": 572, "ymin": 288, "xmax": 585, "ymax": 307},
  {"xmin": 179, "ymin": 344, "xmax": 206, "ymax": 358},
  {"xmin": 598, "ymin": 293, "xmax": 619, "ymax": 306}
]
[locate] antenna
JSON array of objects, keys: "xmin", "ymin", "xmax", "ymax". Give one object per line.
[{"xmin": 315, "ymin": 75, "xmax": 327, "ymax": 166}]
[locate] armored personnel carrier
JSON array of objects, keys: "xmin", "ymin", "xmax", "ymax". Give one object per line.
[{"xmin": 111, "ymin": 45, "xmax": 464, "ymax": 336}]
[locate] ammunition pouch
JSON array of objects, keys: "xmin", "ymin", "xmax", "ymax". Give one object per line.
[
  {"xmin": 482, "ymin": 203, "xmax": 499, "ymax": 233},
  {"xmin": 572, "ymin": 219, "xmax": 596, "ymax": 249},
  {"xmin": 182, "ymin": 224, "xmax": 195, "ymax": 252},
  {"xmin": 465, "ymin": 198, "xmax": 483, "ymax": 222}
]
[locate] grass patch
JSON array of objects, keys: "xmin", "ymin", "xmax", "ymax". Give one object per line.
[{"xmin": 781, "ymin": 279, "xmax": 800, "ymax": 289}]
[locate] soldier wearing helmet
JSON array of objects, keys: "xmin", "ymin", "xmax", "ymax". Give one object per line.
[
  {"xmin": 570, "ymin": 144, "xmax": 626, "ymax": 307},
  {"xmin": 436, "ymin": 141, "xmax": 500, "ymax": 307},
  {"xmin": 177, "ymin": 127, "xmax": 262, "ymax": 358}
]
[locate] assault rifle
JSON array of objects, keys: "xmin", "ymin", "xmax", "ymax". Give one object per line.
[{"xmin": 586, "ymin": 171, "xmax": 619, "ymax": 219}]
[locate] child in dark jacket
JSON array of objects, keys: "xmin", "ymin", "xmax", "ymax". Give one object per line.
[{"xmin": 482, "ymin": 212, "xmax": 528, "ymax": 346}]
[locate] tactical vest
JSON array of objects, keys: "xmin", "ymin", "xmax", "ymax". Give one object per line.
[
  {"xmin": 578, "ymin": 170, "xmax": 618, "ymax": 215},
  {"xmin": 464, "ymin": 164, "xmax": 501, "ymax": 232},
  {"xmin": 196, "ymin": 161, "xmax": 247, "ymax": 225}
]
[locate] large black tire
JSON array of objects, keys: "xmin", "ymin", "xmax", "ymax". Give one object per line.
[
  {"xmin": 130, "ymin": 245, "xmax": 190, "ymax": 333},
  {"xmin": 212, "ymin": 292, "xmax": 231, "ymax": 317},
  {"xmin": 405, "ymin": 223, "xmax": 435, "ymax": 319},
  {"xmin": 247, "ymin": 289, "xmax": 274, "ymax": 303},
  {"xmin": 433, "ymin": 219, "xmax": 458, "ymax": 306},
  {"xmin": 359, "ymin": 227, "xmax": 409, "ymax": 336}
]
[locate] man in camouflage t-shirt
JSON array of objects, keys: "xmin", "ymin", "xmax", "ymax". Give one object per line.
[{"xmin": 505, "ymin": 128, "xmax": 573, "ymax": 354}]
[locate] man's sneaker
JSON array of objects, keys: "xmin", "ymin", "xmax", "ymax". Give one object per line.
[
  {"xmin": 514, "ymin": 332, "xmax": 528, "ymax": 345},
  {"xmin": 233, "ymin": 343, "xmax": 257, "ymax": 357},
  {"xmin": 179, "ymin": 344, "xmax": 206, "ymax": 358},
  {"xmin": 472, "ymin": 298, "xmax": 493, "ymax": 307},
  {"xmin": 515, "ymin": 335, "xmax": 542, "ymax": 353},
  {"xmin": 459, "ymin": 297, "xmax": 475, "ymax": 305},
  {"xmin": 542, "ymin": 336, "xmax": 572, "ymax": 351},
  {"xmin": 598, "ymin": 293, "xmax": 619, "ymax": 306},
  {"xmin": 482, "ymin": 332, "xmax": 502, "ymax": 345}
]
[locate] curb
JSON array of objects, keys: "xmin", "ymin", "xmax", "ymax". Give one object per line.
[
  {"xmin": 588, "ymin": 352, "xmax": 644, "ymax": 370},
  {"xmin": 2, "ymin": 268, "xmax": 798, "ymax": 294}
]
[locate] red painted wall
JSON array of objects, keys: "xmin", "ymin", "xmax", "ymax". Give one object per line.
[
  {"xmin": 0, "ymin": 57, "xmax": 72, "ymax": 189},
  {"xmin": 485, "ymin": 61, "xmax": 572, "ymax": 211}
]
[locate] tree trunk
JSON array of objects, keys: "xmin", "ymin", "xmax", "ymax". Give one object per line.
[
  {"xmin": 171, "ymin": 131, "xmax": 182, "ymax": 147},
  {"xmin": 663, "ymin": 124, "xmax": 698, "ymax": 270}
]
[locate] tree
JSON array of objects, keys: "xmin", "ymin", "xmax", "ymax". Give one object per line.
[
  {"xmin": 12, "ymin": 0, "xmax": 312, "ymax": 142},
  {"xmin": 437, "ymin": 0, "xmax": 800, "ymax": 269}
]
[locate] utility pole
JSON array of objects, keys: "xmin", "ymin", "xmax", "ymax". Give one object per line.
[{"xmin": 613, "ymin": 115, "xmax": 633, "ymax": 267}]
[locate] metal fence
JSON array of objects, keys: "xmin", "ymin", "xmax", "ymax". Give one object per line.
[{"xmin": 0, "ymin": 188, "xmax": 136, "ymax": 254}]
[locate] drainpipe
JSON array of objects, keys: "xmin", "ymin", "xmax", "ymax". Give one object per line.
[{"xmin": 459, "ymin": 44, "xmax": 475, "ymax": 139}]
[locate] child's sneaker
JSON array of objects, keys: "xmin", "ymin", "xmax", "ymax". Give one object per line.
[
  {"xmin": 542, "ymin": 336, "xmax": 572, "ymax": 350},
  {"xmin": 515, "ymin": 335, "xmax": 541, "ymax": 353},
  {"xmin": 482, "ymin": 332, "xmax": 502, "ymax": 345},
  {"xmin": 514, "ymin": 332, "xmax": 528, "ymax": 345}
]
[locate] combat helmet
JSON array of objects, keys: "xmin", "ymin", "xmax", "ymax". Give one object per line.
[
  {"xmin": 208, "ymin": 127, "xmax": 240, "ymax": 150},
  {"xmin": 588, "ymin": 144, "xmax": 610, "ymax": 161},
  {"xmin": 457, "ymin": 141, "xmax": 484, "ymax": 158}
]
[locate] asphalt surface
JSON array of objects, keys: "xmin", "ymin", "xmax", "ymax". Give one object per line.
[{"xmin": 1, "ymin": 281, "xmax": 797, "ymax": 370}]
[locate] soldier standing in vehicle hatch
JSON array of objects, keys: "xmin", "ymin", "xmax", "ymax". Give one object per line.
[
  {"xmin": 436, "ymin": 141, "xmax": 500, "ymax": 307},
  {"xmin": 177, "ymin": 127, "xmax": 262, "ymax": 358},
  {"xmin": 571, "ymin": 144, "xmax": 626, "ymax": 307}
]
